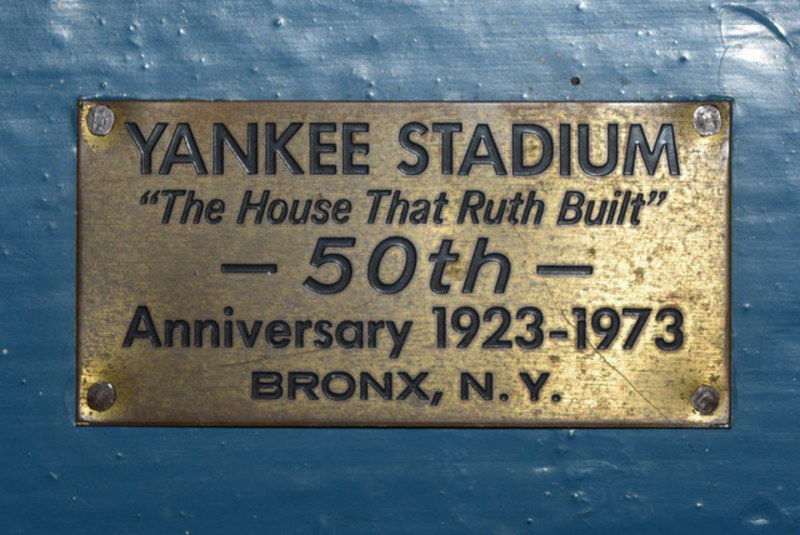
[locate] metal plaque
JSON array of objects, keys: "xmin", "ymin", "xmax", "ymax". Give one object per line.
[{"xmin": 77, "ymin": 101, "xmax": 731, "ymax": 427}]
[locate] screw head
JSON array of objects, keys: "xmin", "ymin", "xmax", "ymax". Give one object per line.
[
  {"xmin": 86, "ymin": 105, "xmax": 115, "ymax": 136},
  {"xmin": 692, "ymin": 105, "xmax": 722, "ymax": 136},
  {"xmin": 690, "ymin": 385, "xmax": 719, "ymax": 415},
  {"xmin": 87, "ymin": 382, "xmax": 116, "ymax": 411}
]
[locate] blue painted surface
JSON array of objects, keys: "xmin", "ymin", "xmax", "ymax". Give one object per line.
[{"xmin": 1, "ymin": 0, "xmax": 799, "ymax": 532}]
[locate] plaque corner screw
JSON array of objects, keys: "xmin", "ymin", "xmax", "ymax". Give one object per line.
[
  {"xmin": 692, "ymin": 104, "xmax": 722, "ymax": 136},
  {"xmin": 86, "ymin": 104, "xmax": 115, "ymax": 136},
  {"xmin": 87, "ymin": 381, "xmax": 116, "ymax": 411},
  {"xmin": 690, "ymin": 385, "xmax": 719, "ymax": 415}
]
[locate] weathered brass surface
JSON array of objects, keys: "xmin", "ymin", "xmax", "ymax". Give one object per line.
[{"xmin": 77, "ymin": 101, "xmax": 730, "ymax": 427}]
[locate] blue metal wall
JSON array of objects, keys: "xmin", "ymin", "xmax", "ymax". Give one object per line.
[{"xmin": 1, "ymin": 1, "xmax": 798, "ymax": 532}]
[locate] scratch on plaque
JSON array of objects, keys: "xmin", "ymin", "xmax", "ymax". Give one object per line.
[
  {"xmin": 512, "ymin": 226, "xmax": 670, "ymax": 421},
  {"xmin": 541, "ymin": 277, "xmax": 671, "ymax": 422},
  {"xmin": 217, "ymin": 293, "xmax": 378, "ymax": 368},
  {"xmin": 219, "ymin": 346, "xmax": 327, "ymax": 368}
]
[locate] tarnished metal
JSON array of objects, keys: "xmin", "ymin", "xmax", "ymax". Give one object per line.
[{"xmin": 76, "ymin": 100, "xmax": 731, "ymax": 427}]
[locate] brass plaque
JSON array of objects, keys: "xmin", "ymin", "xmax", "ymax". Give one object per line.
[{"xmin": 77, "ymin": 101, "xmax": 731, "ymax": 427}]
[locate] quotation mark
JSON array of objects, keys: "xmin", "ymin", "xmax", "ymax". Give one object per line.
[
  {"xmin": 140, "ymin": 190, "xmax": 160, "ymax": 205},
  {"xmin": 647, "ymin": 190, "xmax": 668, "ymax": 206}
]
